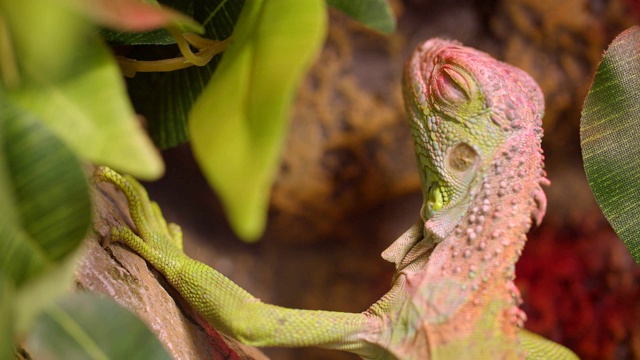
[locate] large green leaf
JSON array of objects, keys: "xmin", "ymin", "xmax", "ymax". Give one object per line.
[
  {"xmin": 580, "ymin": 26, "xmax": 640, "ymax": 264},
  {"xmin": 327, "ymin": 0, "xmax": 396, "ymax": 34},
  {"xmin": 0, "ymin": 103, "xmax": 91, "ymax": 287},
  {"xmin": 2, "ymin": 0, "xmax": 163, "ymax": 179},
  {"xmin": 189, "ymin": 0, "xmax": 327, "ymax": 241},
  {"xmin": 0, "ymin": 100, "xmax": 91, "ymax": 334},
  {"xmin": 0, "ymin": 272, "xmax": 13, "ymax": 360},
  {"xmin": 0, "ymin": 0, "xmax": 89, "ymax": 85},
  {"xmin": 11, "ymin": 38, "xmax": 164, "ymax": 180},
  {"xmin": 127, "ymin": 0, "xmax": 245, "ymax": 148},
  {"xmin": 26, "ymin": 293, "xmax": 171, "ymax": 360}
]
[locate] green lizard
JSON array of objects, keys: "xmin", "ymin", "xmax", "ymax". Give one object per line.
[{"xmin": 95, "ymin": 39, "xmax": 579, "ymax": 359}]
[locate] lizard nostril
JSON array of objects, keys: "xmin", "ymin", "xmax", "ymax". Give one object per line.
[{"xmin": 432, "ymin": 66, "xmax": 473, "ymax": 106}]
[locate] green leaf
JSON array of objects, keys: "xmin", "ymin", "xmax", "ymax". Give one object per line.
[
  {"xmin": 0, "ymin": 0, "xmax": 90, "ymax": 85},
  {"xmin": 13, "ymin": 248, "xmax": 83, "ymax": 336},
  {"xmin": 0, "ymin": 102, "xmax": 91, "ymax": 287},
  {"xmin": 127, "ymin": 0, "xmax": 245, "ymax": 148},
  {"xmin": 0, "ymin": 272, "xmax": 14, "ymax": 360},
  {"xmin": 11, "ymin": 38, "xmax": 164, "ymax": 180},
  {"xmin": 580, "ymin": 26, "xmax": 640, "ymax": 264},
  {"xmin": 26, "ymin": 293, "xmax": 171, "ymax": 360},
  {"xmin": 101, "ymin": 28, "xmax": 176, "ymax": 46},
  {"xmin": 189, "ymin": 0, "xmax": 327, "ymax": 241},
  {"xmin": 326, "ymin": 0, "xmax": 395, "ymax": 34},
  {"xmin": 0, "ymin": 101, "xmax": 90, "ymax": 335},
  {"xmin": 2, "ymin": 0, "xmax": 163, "ymax": 179}
]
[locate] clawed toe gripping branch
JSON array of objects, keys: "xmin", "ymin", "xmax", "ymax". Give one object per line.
[{"xmin": 94, "ymin": 166, "xmax": 184, "ymax": 261}]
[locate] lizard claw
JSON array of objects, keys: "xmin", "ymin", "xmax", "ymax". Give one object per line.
[{"xmin": 94, "ymin": 166, "xmax": 184, "ymax": 253}]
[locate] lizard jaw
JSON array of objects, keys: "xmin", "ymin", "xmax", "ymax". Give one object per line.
[{"xmin": 422, "ymin": 171, "xmax": 443, "ymax": 220}]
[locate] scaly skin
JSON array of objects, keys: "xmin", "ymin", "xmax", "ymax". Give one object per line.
[{"xmin": 95, "ymin": 39, "xmax": 579, "ymax": 359}]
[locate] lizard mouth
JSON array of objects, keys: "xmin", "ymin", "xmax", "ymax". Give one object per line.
[
  {"xmin": 421, "ymin": 167, "xmax": 446, "ymax": 220},
  {"xmin": 421, "ymin": 141, "xmax": 481, "ymax": 221}
]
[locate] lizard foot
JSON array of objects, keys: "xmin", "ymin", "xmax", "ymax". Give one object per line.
[{"xmin": 95, "ymin": 166, "xmax": 186, "ymax": 268}]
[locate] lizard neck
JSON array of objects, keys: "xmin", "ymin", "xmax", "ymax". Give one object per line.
[{"xmin": 393, "ymin": 128, "xmax": 547, "ymax": 358}]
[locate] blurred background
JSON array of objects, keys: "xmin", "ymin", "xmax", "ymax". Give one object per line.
[{"xmin": 143, "ymin": 1, "xmax": 640, "ymax": 359}]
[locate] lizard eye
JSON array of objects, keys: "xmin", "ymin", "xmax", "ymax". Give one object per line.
[
  {"xmin": 446, "ymin": 142, "xmax": 479, "ymax": 173},
  {"xmin": 432, "ymin": 65, "xmax": 475, "ymax": 107}
]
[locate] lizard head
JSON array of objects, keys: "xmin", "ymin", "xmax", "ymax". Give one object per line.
[{"xmin": 403, "ymin": 39, "xmax": 544, "ymax": 240}]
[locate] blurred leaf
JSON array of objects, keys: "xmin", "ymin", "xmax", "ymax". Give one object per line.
[
  {"xmin": 326, "ymin": 0, "xmax": 395, "ymax": 34},
  {"xmin": 0, "ymin": 0, "xmax": 89, "ymax": 84},
  {"xmin": 11, "ymin": 37, "xmax": 164, "ymax": 180},
  {"xmin": 27, "ymin": 293, "xmax": 171, "ymax": 360},
  {"xmin": 100, "ymin": 0, "xmax": 195, "ymax": 46},
  {"xmin": 2, "ymin": 0, "xmax": 163, "ymax": 179},
  {"xmin": 0, "ymin": 272, "xmax": 14, "ymax": 360},
  {"xmin": 75, "ymin": 0, "xmax": 203, "ymax": 33},
  {"xmin": 14, "ymin": 248, "xmax": 83, "ymax": 336},
  {"xmin": 189, "ymin": 0, "xmax": 327, "ymax": 241},
  {"xmin": 0, "ymin": 101, "xmax": 89, "ymax": 335},
  {"xmin": 581, "ymin": 26, "xmax": 640, "ymax": 264},
  {"xmin": 128, "ymin": 0, "xmax": 245, "ymax": 148},
  {"xmin": 0, "ymin": 102, "xmax": 90, "ymax": 287}
]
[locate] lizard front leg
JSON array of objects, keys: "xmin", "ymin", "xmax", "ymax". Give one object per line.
[{"xmin": 94, "ymin": 166, "xmax": 384, "ymax": 359}]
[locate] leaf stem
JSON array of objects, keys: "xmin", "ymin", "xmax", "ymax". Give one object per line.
[{"xmin": 116, "ymin": 32, "xmax": 229, "ymax": 78}]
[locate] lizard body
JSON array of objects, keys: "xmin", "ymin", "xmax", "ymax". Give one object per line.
[{"xmin": 95, "ymin": 39, "xmax": 578, "ymax": 359}]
